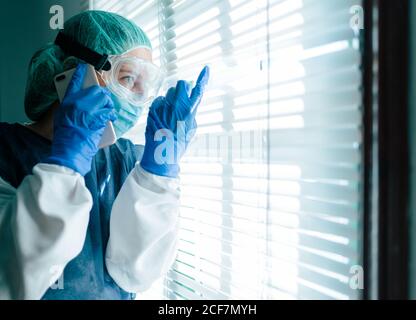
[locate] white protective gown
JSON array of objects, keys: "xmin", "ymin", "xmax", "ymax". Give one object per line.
[{"xmin": 0, "ymin": 162, "xmax": 180, "ymax": 299}]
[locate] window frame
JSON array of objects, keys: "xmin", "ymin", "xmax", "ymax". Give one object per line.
[{"xmin": 363, "ymin": 0, "xmax": 410, "ymax": 300}]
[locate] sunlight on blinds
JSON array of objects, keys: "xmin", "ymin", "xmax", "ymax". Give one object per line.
[{"xmin": 92, "ymin": 0, "xmax": 364, "ymax": 300}]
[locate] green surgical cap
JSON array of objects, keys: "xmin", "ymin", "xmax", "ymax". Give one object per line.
[{"xmin": 24, "ymin": 10, "xmax": 152, "ymax": 121}]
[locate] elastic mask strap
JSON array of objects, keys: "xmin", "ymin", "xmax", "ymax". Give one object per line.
[{"xmin": 54, "ymin": 31, "xmax": 112, "ymax": 71}]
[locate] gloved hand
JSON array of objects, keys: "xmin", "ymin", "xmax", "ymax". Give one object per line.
[
  {"xmin": 140, "ymin": 66, "xmax": 210, "ymax": 178},
  {"xmin": 44, "ymin": 63, "xmax": 116, "ymax": 176}
]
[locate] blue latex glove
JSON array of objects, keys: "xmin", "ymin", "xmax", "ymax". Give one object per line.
[
  {"xmin": 44, "ymin": 63, "xmax": 116, "ymax": 176},
  {"xmin": 140, "ymin": 66, "xmax": 210, "ymax": 178}
]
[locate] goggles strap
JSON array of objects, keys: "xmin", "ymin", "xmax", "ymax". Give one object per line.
[{"xmin": 54, "ymin": 32, "xmax": 112, "ymax": 71}]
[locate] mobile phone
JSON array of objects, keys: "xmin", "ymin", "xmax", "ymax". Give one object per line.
[{"xmin": 54, "ymin": 65, "xmax": 117, "ymax": 148}]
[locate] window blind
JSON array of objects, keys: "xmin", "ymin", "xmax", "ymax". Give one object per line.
[{"xmin": 91, "ymin": 0, "xmax": 364, "ymax": 300}]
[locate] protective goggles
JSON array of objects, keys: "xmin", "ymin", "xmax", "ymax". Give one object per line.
[
  {"xmin": 55, "ymin": 31, "xmax": 163, "ymax": 107},
  {"xmin": 97, "ymin": 55, "xmax": 163, "ymax": 107}
]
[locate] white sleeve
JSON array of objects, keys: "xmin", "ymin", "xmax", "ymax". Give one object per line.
[
  {"xmin": 105, "ymin": 163, "xmax": 180, "ymax": 293},
  {"xmin": 0, "ymin": 163, "xmax": 92, "ymax": 300}
]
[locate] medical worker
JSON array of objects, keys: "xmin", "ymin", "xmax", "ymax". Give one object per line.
[{"xmin": 0, "ymin": 10, "xmax": 209, "ymax": 299}]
